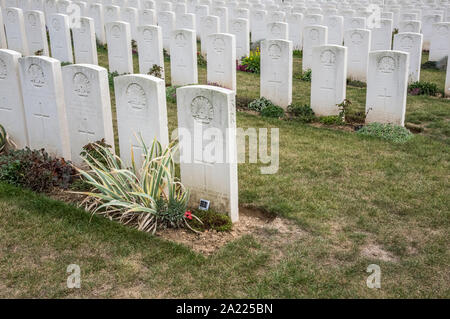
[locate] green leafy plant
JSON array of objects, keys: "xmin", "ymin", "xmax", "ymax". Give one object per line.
[
  {"xmin": 240, "ymin": 48, "xmax": 261, "ymax": 73},
  {"xmin": 318, "ymin": 115, "xmax": 345, "ymax": 125},
  {"xmin": 0, "ymin": 148, "xmax": 76, "ymax": 192},
  {"xmin": 75, "ymin": 137, "xmax": 200, "ymax": 233},
  {"xmin": 260, "ymin": 104, "xmax": 285, "ymax": 118},
  {"xmin": 166, "ymin": 86, "xmax": 178, "ymax": 104},
  {"xmin": 357, "ymin": 123, "xmax": 413, "ymax": 143},
  {"xmin": 421, "ymin": 61, "xmax": 438, "ymax": 70},
  {"xmin": 108, "ymin": 71, "xmax": 119, "ymax": 87},
  {"xmin": 248, "ymin": 97, "xmax": 275, "ymax": 112},
  {"xmin": 346, "ymin": 79, "xmax": 366, "ymax": 87},
  {"xmin": 61, "ymin": 62, "xmax": 72, "ymax": 67},
  {"xmin": 287, "ymin": 103, "xmax": 315, "ymax": 123},
  {"xmin": 187, "ymin": 209, "xmax": 232, "ymax": 232},
  {"xmin": 163, "ymin": 48, "xmax": 170, "ymax": 61},
  {"xmin": 197, "ymin": 52, "xmax": 207, "ymax": 66},
  {"xmin": 147, "ymin": 64, "xmax": 164, "ymax": 79},
  {"xmin": 408, "ymin": 81, "xmax": 439, "ymax": 96},
  {"xmin": 80, "ymin": 138, "xmax": 113, "ymax": 168},
  {"xmin": 0, "ymin": 124, "xmax": 7, "ymax": 154},
  {"xmin": 300, "ymin": 69, "xmax": 312, "ymax": 82}
]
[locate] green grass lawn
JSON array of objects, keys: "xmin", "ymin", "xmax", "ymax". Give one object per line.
[{"xmin": 0, "ymin": 46, "xmax": 449, "ymax": 298}]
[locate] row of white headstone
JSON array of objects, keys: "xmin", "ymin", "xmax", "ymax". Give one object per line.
[{"xmin": 0, "ymin": 49, "xmax": 239, "ymax": 222}]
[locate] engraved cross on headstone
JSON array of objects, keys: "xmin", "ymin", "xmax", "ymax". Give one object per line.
[{"xmin": 377, "ymin": 87, "xmax": 392, "ymax": 112}]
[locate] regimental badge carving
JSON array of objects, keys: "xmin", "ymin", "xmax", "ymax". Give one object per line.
[
  {"xmin": 52, "ymin": 18, "xmax": 60, "ymax": 31},
  {"xmin": 175, "ymin": 32, "xmax": 186, "ymax": 47},
  {"xmin": 404, "ymin": 23, "xmax": 414, "ymax": 31},
  {"xmin": 28, "ymin": 13, "xmax": 37, "ymax": 27},
  {"xmin": 232, "ymin": 21, "xmax": 242, "ymax": 33},
  {"xmin": 351, "ymin": 31, "xmax": 363, "ymax": 45},
  {"xmin": 400, "ymin": 35, "xmax": 414, "ymax": 49},
  {"xmin": 143, "ymin": 28, "xmax": 153, "ymax": 41},
  {"xmin": 309, "ymin": 28, "xmax": 319, "ymax": 40},
  {"xmin": 213, "ymin": 38, "xmax": 225, "ymax": 54},
  {"xmin": 28, "ymin": 63, "xmax": 45, "ymax": 87},
  {"xmin": 79, "ymin": 19, "xmax": 87, "ymax": 33},
  {"xmin": 126, "ymin": 83, "xmax": 146, "ymax": 110},
  {"xmin": 270, "ymin": 24, "xmax": 281, "ymax": 37},
  {"xmin": 437, "ymin": 24, "xmax": 448, "ymax": 35},
  {"xmin": 268, "ymin": 44, "xmax": 282, "ymax": 59},
  {"xmin": 7, "ymin": 10, "xmax": 16, "ymax": 24},
  {"xmin": 73, "ymin": 72, "xmax": 91, "ymax": 97},
  {"xmin": 377, "ymin": 56, "xmax": 396, "ymax": 73},
  {"xmin": 111, "ymin": 25, "xmax": 121, "ymax": 38},
  {"xmin": 0, "ymin": 59, "xmax": 7, "ymax": 80},
  {"xmin": 320, "ymin": 49, "xmax": 336, "ymax": 66},
  {"xmin": 191, "ymin": 96, "xmax": 214, "ymax": 124}
]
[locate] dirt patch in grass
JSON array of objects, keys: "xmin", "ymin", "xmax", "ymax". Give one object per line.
[
  {"xmin": 360, "ymin": 242, "xmax": 398, "ymax": 263},
  {"xmin": 157, "ymin": 206, "xmax": 305, "ymax": 256}
]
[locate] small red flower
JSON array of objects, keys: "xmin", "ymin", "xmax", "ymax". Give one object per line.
[{"xmin": 184, "ymin": 211, "xmax": 192, "ymax": 220}]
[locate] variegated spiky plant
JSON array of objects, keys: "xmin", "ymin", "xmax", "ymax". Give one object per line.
[{"xmin": 75, "ymin": 136, "xmax": 200, "ymax": 233}]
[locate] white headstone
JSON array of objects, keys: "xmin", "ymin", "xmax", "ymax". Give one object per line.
[
  {"xmin": 30, "ymin": 0, "xmax": 44, "ymax": 11},
  {"xmin": 114, "ymin": 74, "xmax": 169, "ymax": 168},
  {"xmin": 103, "ymin": 5, "xmax": 120, "ymax": 24},
  {"xmin": 250, "ymin": 9, "xmax": 267, "ymax": 43},
  {"xmin": 72, "ymin": 17, "xmax": 98, "ymax": 65},
  {"xmin": 0, "ymin": 49, "xmax": 28, "ymax": 148},
  {"xmin": 24, "ymin": 10, "xmax": 48, "ymax": 56},
  {"xmin": 325, "ymin": 15, "xmax": 344, "ymax": 45},
  {"xmin": 44, "ymin": 0, "xmax": 58, "ymax": 25},
  {"xmin": 212, "ymin": 6, "xmax": 228, "ymax": 33},
  {"xmin": 142, "ymin": 0, "xmax": 154, "ymax": 10},
  {"xmin": 260, "ymin": 39, "xmax": 292, "ymax": 108},
  {"xmin": 87, "ymin": 3, "xmax": 106, "ymax": 46},
  {"xmin": 445, "ymin": 53, "xmax": 450, "ymax": 97},
  {"xmin": 266, "ymin": 21, "xmax": 289, "ymax": 40},
  {"xmin": 170, "ymin": 29, "xmax": 198, "ymax": 86},
  {"xmin": 268, "ymin": 10, "xmax": 286, "ymax": 23},
  {"xmin": 302, "ymin": 25, "xmax": 328, "ymax": 71},
  {"xmin": 365, "ymin": 51, "xmax": 409, "ymax": 126},
  {"xmin": 48, "ymin": 14, "xmax": 73, "ymax": 63},
  {"xmin": 140, "ymin": 9, "xmax": 156, "ymax": 26},
  {"xmin": 349, "ymin": 16, "xmax": 366, "ymax": 29},
  {"xmin": 344, "ymin": 28, "xmax": 371, "ymax": 82},
  {"xmin": 398, "ymin": 20, "xmax": 421, "ymax": 33},
  {"xmin": 200, "ymin": 15, "xmax": 219, "ymax": 55},
  {"xmin": 18, "ymin": 56, "xmax": 71, "ymax": 158},
  {"xmin": 229, "ymin": 18, "xmax": 249, "ymax": 59},
  {"xmin": 4, "ymin": 7, "xmax": 29, "ymax": 55},
  {"xmin": 0, "ymin": 8, "xmax": 7, "ymax": 49},
  {"xmin": 311, "ymin": 45, "xmax": 347, "ymax": 116},
  {"xmin": 176, "ymin": 12, "xmax": 195, "ymax": 30},
  {"xmin": 122, "ymin": 7, "xmax": 138, "ymax": 40},
  {"xmin": 370, "ymin": 19, "xmax": 393, "ymax": 51},
  {"xmin": 304, "ymin": 13, "xmax": 324, "ymax": 26},
  {"xmin": 393, "ymin": 32, "xmax": 423, "ymax": 83},
  {"xmin": 176, "ymin": 85, "xmax": 238, "ymax": 222},
  {"xmin": 429, "ymin": 22, "xmax": 450, "ymax": 61},
  {"xmin": 287, "ymin": 13, "xmax": 303, "ymax": 50},
  {"xmin": 62, "ymin": 64, "xmax": 114, "ymax": 166},
  {"xmin": 105, "ymin": 21, "xmax": 133, "ymax": 74},
  {"xmin": 422, "ymin": 14, "xmax": 443, "ymax": 50},
  {"xmin": 137, "ymin": 25, "xmax": 164, "ymax": 77},
  {"xmin": 158, "ymin": 11, "xmax": 176, "ymax": 53},
  {"xmin": 206, "ymin": 33, "xmax": 236, "ymax": 91}
]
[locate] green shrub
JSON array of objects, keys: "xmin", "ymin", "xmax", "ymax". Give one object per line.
[
  {"xmin": 80, "ymin": 138, "xmax": 113, "ymax": 168},
  {"xmin": 240, "ymin": 48, "xmax": 261, "ymax": 73},
  {"xmin": 318, "ymin": 115, "xmax": 344, "ymax": 125},
  {"xmin": 197, "ymin": 52, "xmax": 207, "ymax": 66},
  {"xmin": 248, "ymin": 97, "xmax": 275, "ymax": 112},
  {"xmin": 421, "ymin": 61, "xmax": 438, "ymax": 70},
  {"xmin": 76, "ymin": 137, "xmax": 197, "ymax": 233},
  {"xmin": 166, "ymin": 86, "xmax": 178, "ymax": 104},
  {"xmin": 408, "ymin": 81, "xmax": 439, "ymax": 96},
  {"xmin": 357, "ymin": 123, "xmax": 413, "ymax": 143},
  {"xmin": 0, "ymin": 148, "xmax": 76, "ymax": 192},
  {"xmin": 287, "ymin": 104, "xmax": 315, "ymax": 123},
  {"xmin": 108, "ymin": 71, "xmax": 119, "ymax": 87},
  {"xmin": 188, "ymin": 209, "xmax": 232, "ymax": 232},
  {"xmin": 260, "ymin": 105, "xmax": 285, "ymax": 118},
  {"xmin": 300, "ymin": 69, "xmax": 312, "ymax": 82},
  {"xmin": 147, "ymin": 64, "xmax": 164, "ymax": 79},
  {"xmin": 347, "ymin": 79, "xmax": 366, "ymax": 87}
]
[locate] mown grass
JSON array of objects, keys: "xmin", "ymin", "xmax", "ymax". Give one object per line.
[{"xmin": 0, "ymin": 45, "xmax": 448, "ymax": 298}]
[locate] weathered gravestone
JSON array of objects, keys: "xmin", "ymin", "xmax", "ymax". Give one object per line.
[
  {"xmin": 206, "ymin": 33, "xmax": 236, "ymax": 91},
  {"xmin": 4, "ymin": 7, "xmax": 29, "ymax": 56},
  {"xmin": 325, "ymin": 15, "xmax": 344, "ymax": 45},
  {"xmin": 266, "ymin": 22, "xmax": 289, "ymax": 40},
  {"xmin": 176, "ymin": 85, "xmax": 238, "ymax": 222},
  {"xmin": 18, "ymin": 56, "xmax": 71, "ymax": 158},
  {"xmin": 73, "ymin": 17, "xmax": 98, "ymax": 65},
  {"xmin": 302, "ymin": 25, "xmax": 327, "ymax": 71},
  {"xmin": 114, "ymin": 74, "xmax": 169, "ymax": 168},
  {"xmin": 105, "ymin": 21, "xmax": 133, "ymax": 74},
  {"xmin": 62, "ymin": 64, "xmax": 114, "ymax": 166},
  {"xmin": 229, "ymin": 18, "xmax": 249, "ymax": 59},
  {"xmin": 344, "ymin": 28, "xmax": 371, "ymax": 82},
  {"xmin": 170, "ymin": 29, "xmax": 198, "ymax": 86},
  {"xmin": 48, "ymin": 14, "xmax": 74, "ymax": 63},
  {"xmin": 429, "ymin": 22, "xmax": 450, "ymax": 62},
  {"xmin": 365, "ymin": 51, "xmax": 409, "ymax": 126},
  {"xmin": 0, "ymin": 49, "xmax": 28, "ymax": 149},
  {"xmin": 393, "ymin": 32, "xmax": 423, "ymax": 83},
  {"xmin": 260, "ymin": 39, "xmax": 292, "ymax": 108},
  {"xmin": 311, "ymin": 45, "xmax": 347, "ymax": 116},
  {"xmin": 136, "ymin": 25, "xmax": 164, "ymax": 77},
  {"xmin": 24, "ymin": 10, "xmax": 48, "ymax": 56}
]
